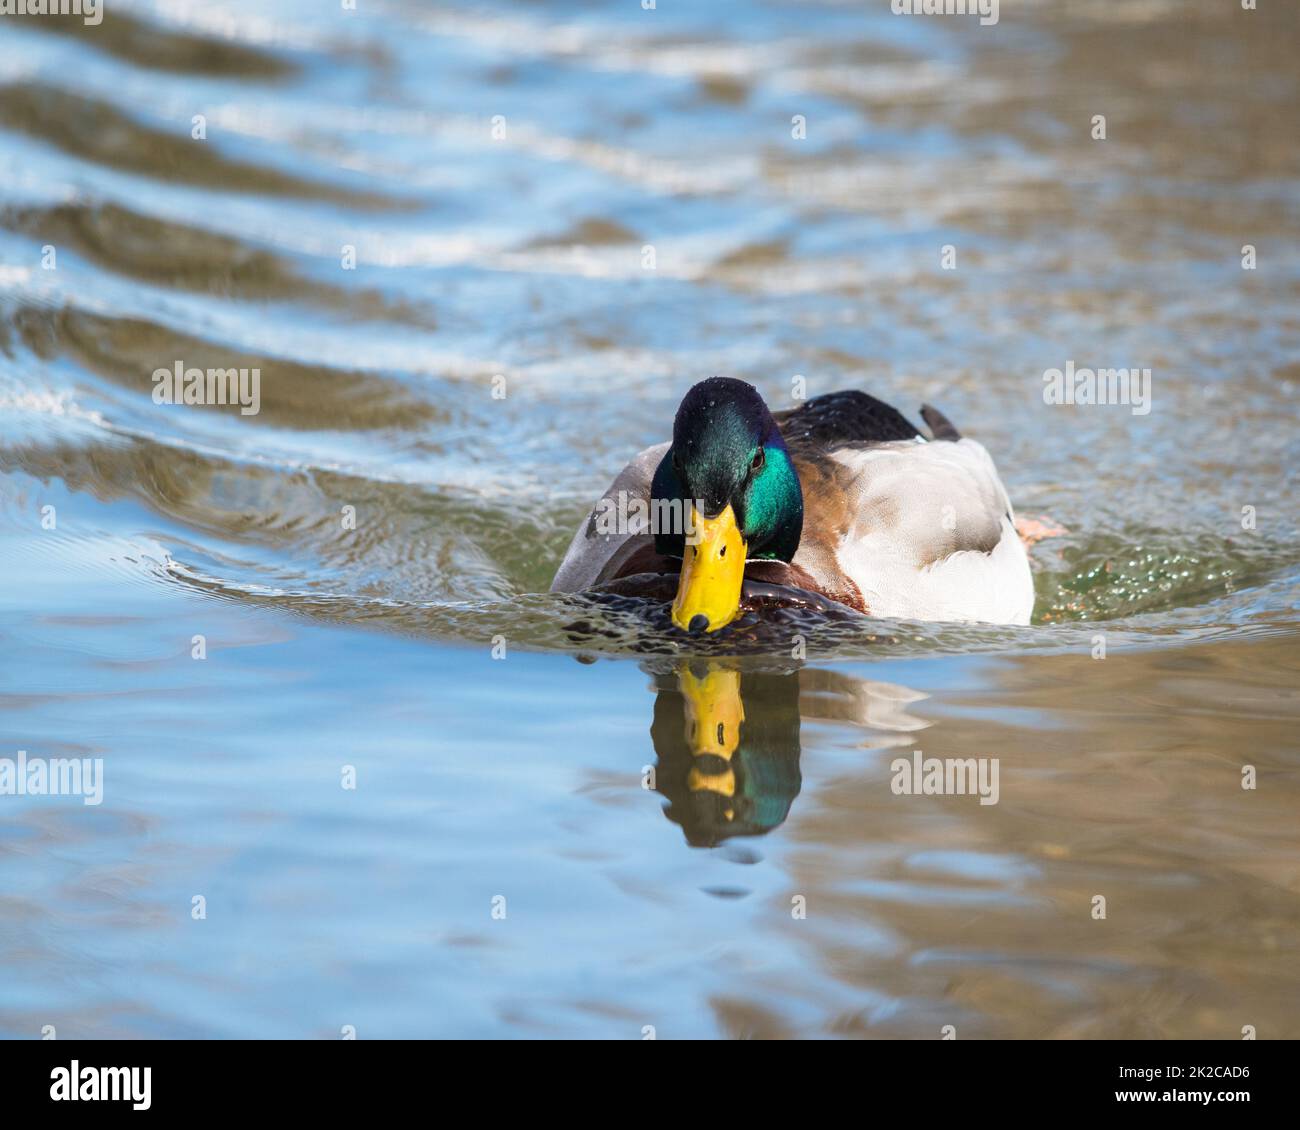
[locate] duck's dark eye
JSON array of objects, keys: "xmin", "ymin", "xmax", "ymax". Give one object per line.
[{"xmin": 751, "ymin": 447, "xmax": 765, "ymax": 473}]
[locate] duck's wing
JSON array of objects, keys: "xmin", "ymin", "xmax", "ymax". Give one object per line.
[
  {"xmin": 549, "ymin": 441, "xmax": 670, "ymax": 593},
  {"xmin": 778, "ymin": 392, "xmax": 1032, "ymax": 624},
  {"xmin": 813, "ymin": 436, "xmax": 1033, "ymax": 624},
  {"xmin": 774, "ymin": 389, "xmax": 923, "ymax": 449}
]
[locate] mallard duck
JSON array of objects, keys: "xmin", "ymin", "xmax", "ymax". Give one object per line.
[{"xmin": 551, "ymin": 377, "xmax": 1034, "ymax": 631}]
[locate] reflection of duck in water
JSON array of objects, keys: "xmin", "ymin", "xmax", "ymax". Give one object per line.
[
  {"xmin": 650, "ymin": 662, "xmax": 935, "ymax": 846},
  {"xmin": 651, "ymin": 662, "xmax": 802, "ymax": 846}
]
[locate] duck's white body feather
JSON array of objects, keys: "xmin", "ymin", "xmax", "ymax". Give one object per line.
[{"xmin": 823, "ymin": 438, "xmax": 1033, "ymax": 625}]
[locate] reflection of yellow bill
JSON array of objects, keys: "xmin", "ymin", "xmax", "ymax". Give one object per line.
[
  {"xmin": 680, "ymin": 665, "xmax": 743, "ymax": 760},
  {"xmin": 687, "ymin": 764, "xmax": 735, "ymax": 797},
  {"xmin": 671, "ymin": 503, "xmax": 747, "ymax": 633},
  {"xmin": 680, "ymin": 663, "xmax": 743, "ymax": 804}
]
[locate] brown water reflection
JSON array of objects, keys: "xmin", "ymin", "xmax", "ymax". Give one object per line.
[{"xmin": 681, "ymin": 633, "xmax": 1300, "ymax": 1039}]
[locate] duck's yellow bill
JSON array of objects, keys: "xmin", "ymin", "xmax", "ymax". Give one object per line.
[{"xmin": 671, "ymin": 503, "xmax": 747, "ymax": 634}]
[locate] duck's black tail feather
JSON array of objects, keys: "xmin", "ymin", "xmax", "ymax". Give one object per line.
[{"xmin": 920, "ymin": 404, "xmax": 961, "ymax": 441}]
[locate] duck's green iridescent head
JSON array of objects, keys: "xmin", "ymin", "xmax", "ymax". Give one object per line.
[{"xmin": 651, "ymin": 377, "xmax": 804, "ymax": 633}]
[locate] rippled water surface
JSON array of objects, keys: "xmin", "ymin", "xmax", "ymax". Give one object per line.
[{"xmin": 1, "ymin": 0, "xmax": 1298, "ymax": 1038}]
